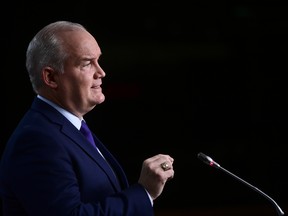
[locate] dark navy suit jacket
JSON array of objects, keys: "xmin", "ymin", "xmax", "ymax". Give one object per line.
[{"xmin": 0, "ymin": 97, "xmax": 153, "ymax": 216}]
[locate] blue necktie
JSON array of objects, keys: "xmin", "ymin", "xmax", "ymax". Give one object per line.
[{"xmin": 80, "ymin": 120, "xmax": 96, "ymax": 148}]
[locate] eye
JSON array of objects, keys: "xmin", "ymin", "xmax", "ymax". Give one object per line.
[{"xmin": 82, "ymin": 61, "xmax": 92, "ymax": 68}]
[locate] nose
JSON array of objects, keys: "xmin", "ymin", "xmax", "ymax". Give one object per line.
[{"xmin": 94, "ymin": 65, "xmax": 106, "ymax": 78}]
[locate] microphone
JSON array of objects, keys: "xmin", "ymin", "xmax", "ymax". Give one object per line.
[{"xmin": 197, "ymin": 152, "xmax": 285, "ymax": 216}]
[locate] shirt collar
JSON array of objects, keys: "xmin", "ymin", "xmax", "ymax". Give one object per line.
[{"xmin": 37, "ymin": 95, "xmax": 82, "ymax": 130}]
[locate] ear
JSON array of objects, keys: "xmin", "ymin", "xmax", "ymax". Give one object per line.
[{"xmin": 42, "ymin": 66, "xmax": 58, "ymax": 89}]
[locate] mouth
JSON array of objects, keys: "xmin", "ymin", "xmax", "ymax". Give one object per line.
[
  {"xmin": 92, "ymin": 84, "xmax": 101, "ymax": 89},
  {"xmin": 91, "ymin": 85, "xmax": 102, "ymax": 92}
]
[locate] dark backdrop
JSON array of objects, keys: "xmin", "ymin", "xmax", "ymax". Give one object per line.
[{"xmin": 2, "ymin": 1, "xmax": 288, "ymax": 215}]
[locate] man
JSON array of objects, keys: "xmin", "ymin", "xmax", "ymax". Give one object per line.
[{"xmin": 0, "ymin": 20, "xmax": 174, "ymax": 216}]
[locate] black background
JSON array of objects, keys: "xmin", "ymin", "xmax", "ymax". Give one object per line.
[{"xmin": 1, "ymin": 1, "xmax": 288, "ymax": 215}]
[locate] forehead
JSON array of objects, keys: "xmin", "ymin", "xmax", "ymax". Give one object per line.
[{"xmin": 62, "ymin": 29, "xmax": 101, "ymax": 59}]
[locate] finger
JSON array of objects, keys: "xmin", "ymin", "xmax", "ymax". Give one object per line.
[
  {"xmin": 148, "ymin": 154, "xmax": 173, "ymax": 162},
  {"xmin": 165, "ymin": 169, "xmax": 175, "ymax": 181}
]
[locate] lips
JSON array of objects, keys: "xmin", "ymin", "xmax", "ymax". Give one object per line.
[{"xmin": 92, "ymin": 84, "xmax": 101, "ymax": 89}]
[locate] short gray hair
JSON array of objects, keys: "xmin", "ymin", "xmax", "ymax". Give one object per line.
[{"xmin": 26, "ymin": 21, "xmax": 86, "ymax": 93}]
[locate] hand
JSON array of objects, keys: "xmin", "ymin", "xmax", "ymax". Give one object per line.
[{"xmin": 138, "ymin": 154, "xmax": 174, "ymax": 200}]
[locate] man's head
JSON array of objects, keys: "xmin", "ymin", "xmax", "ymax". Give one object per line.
[{"xmin": 26, "ymin": 21, "xmax": 106, "ymax": 117}]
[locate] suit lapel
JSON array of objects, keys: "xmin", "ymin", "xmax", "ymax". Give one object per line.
[
  {"xmin": 94, "ymin": 135, "xmax": 129, "ymax": 190},
  {"xmin": 62, "ymin": 124, "xmax": 123, "ymax": 192}
]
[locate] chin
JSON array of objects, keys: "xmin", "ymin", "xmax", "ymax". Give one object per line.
[{"xmin": 96, "ymin": 94, "xmax": 105, "ymax": 104}]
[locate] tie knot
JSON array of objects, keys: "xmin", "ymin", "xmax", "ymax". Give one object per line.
[{"xmin": 80, "ymin": 120, "xmax": 91, "ymax": 137}]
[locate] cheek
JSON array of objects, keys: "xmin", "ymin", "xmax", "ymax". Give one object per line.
[{"xmin": 62, "ymin": 70, "xmax": 91, "ymax": 93}]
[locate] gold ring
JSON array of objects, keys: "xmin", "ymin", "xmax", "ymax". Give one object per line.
[{"xmin": 160, "ymin": 162, "xmax": 170, "ymax": 171}]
